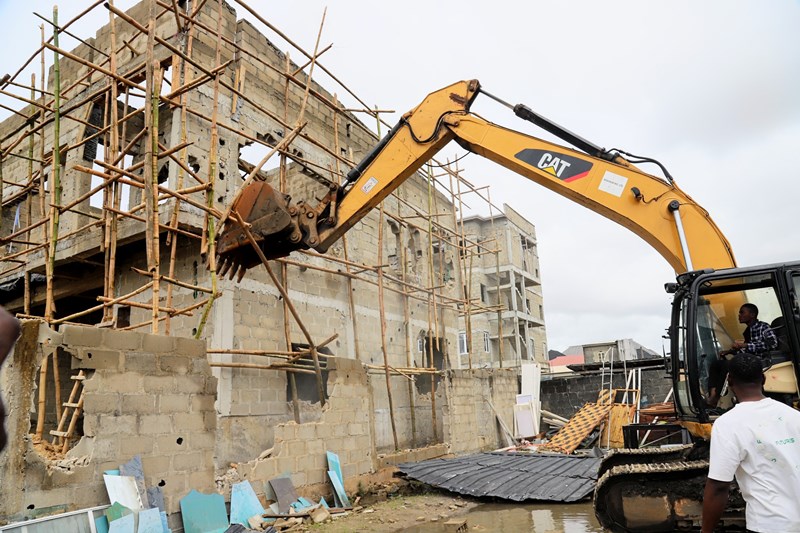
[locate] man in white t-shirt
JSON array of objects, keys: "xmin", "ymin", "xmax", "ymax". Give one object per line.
[{"xmin": 702, "ymin": 352, "xmax": 800, "ymax": 533}]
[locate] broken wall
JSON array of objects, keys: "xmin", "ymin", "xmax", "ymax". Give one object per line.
[{"xmin": 0, "ymin": 323, "xmax": 216, "ymax": 528}]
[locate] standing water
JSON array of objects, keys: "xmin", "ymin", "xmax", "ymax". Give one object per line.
[{"xmin": 401, "ymin": 501, "xmax": 603, "ymax": 532}]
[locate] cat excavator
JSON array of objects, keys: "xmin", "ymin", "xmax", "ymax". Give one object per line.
[{"xmin": 216, "ymin": 80, "xmax": 800, "ymax": 531}]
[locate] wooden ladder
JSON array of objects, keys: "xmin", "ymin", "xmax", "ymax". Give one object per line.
[{"xmin": 50, "ymin": 370, "xmax": 86, "ymax": 453}]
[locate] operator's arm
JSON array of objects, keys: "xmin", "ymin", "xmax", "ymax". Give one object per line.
[{"xmin": 702, "ymin": 478, "xmax": 730, "ymax": 533}]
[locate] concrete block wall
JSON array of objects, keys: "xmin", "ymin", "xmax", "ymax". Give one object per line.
[
  {"xmin": 540, "ymin": 367, "xmax": 673, "ymax": 419},
  {"xmin": 443, "ymin": 368, "xmax": 518, "ymax": 455},
  {"xmin": 233, "ymin": 356, "xmax": 374, "ymax": 496},
  {"xmin": 0, "ymin": 324, "xmax": 216, "ymax": 525}
]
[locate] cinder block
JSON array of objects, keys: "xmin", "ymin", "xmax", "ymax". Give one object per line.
[
  {"xmin": 250, "ymin": 458, "xmax": 278, "ymax": 481},
  {"xmin": 277, "ymin": 456, "xmax": 296, "ymax": 475},
  {"xmin": 142, "ymin": 334, "xmax": 177, "ymax": 354},
  {"xmin": 159, "ymin": 394, "xmax": 190, "ymax": 413},
  {"xmin": 138, "ymin": 414, "xmax": 173, "ymax": 435},
  {"xmin": 175, "ymin": 336, "xmax": 206, "ymax": 358},
  {"xmin": 98, "ymin": 414, "xmax": 137, "ymax": 435},
  {"xmin": 307, "ymin": 439, "xmax": 324, "ymax": 455},
  {"xmin": 173, "ymin": 451, "xmax": 205, "ymax": 472},
  {"xmin": 203, "ymin": 411, "xmax": 216, "ymax": 431},
  {"xmin": 187, "ymin": 469, "xmax": 215, "ymax": 492},
  {"xmin": 157, "ymin": 433, "xmax": 186, "ymax": 454},
  {"xmin": 160, "ymin": 356, "xmax": 191, "ymax": 375},
  {"xmin": 141, "ymin": 454, "xmax": 172, "ymax": 475},
  {"xmin": 120, "ymin": 435, "xmax": 156, "ymax": 456},
  {"xmin": 175, "ymin": 376, "xmax": 206, "ymax": 394},
  {"xmin": 72, "ymin": 348, "xmax": 123, "ymax": 371},
  {"xmin": 97, "ymin": 373, "xmax": 144, "ymax": 394},
  {"xmin": 297, "ymin": 424, "xmax": 316, "ymax": 441},
  {"xmin": 173, "ymin": 413, "xmax": 205, "ymax": 432},
  {"xmin": 185, "ymin": 430, "xmax": 215, "ymax": 451},
  {"xmin": 290, "ymin": 471, "xmax": 307, "ymax": 488},
  {"xmin": 84, "ymin": 392, "xmax": 121, "ymax": 414},
  {"xmin": 102, "ymin": 329, "xmax": 143, "ymax": 351},
  {"xmin": 62, "ymin": 325, "xmax": 103, "ymax": 347},
  {"xmin": 191, "ymin": 394, "xmax": 216, "ymax": 412},
  {"xmin": 124, "ymin": 352, "xmax": 159, "ymax": 374},
  {"xmin": 144, "ymin": 376, "xmax": 176, "ymax": 394}
]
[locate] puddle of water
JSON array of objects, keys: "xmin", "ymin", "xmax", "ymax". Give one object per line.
[{"xmin": 401, "ymin": 501, "xmax": 603, "ymax": 533}]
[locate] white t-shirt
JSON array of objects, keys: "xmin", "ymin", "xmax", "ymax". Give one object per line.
[{"xmin": 708, "ymin": 397, "xmax": 800, "ymax": 533}]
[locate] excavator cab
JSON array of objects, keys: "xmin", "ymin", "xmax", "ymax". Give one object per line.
[
  {"xmin": 670, "ymin": 262, "xmax": 800, "ymax": 423},
  {"xmin": 595, "ymin": 262, "xmax": 800, "ymax": 533}
]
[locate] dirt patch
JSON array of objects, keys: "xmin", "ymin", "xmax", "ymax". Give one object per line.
[{"xmin": 309, "ymin": 480, "xmax": 478, "ymax": 532}]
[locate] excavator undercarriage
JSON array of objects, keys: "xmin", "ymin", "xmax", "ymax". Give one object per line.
[{"xmin": 594, "ymin": 444, "xmax": 746, "ymax": 532}]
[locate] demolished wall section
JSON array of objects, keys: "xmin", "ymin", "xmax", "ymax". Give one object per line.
[{"xmin": 0, "ymin": 324, "xmax": 216, "ymax": 526}]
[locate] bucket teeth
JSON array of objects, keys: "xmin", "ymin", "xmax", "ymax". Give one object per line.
[{"xmin": 218, "ymin": 256, "xmax": 231, "ymax": 278}]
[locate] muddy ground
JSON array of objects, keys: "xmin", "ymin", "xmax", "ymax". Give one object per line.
[{"xmin": 307, "ymin": 480, "xmax": 478, "ymax": 532}]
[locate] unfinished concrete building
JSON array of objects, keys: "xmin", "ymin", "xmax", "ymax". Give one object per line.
[
  {"xmin": 0, "ymin": 0, "xmax": 545, "ymax": 527},
  {"xmin": 459, "ymin": 206, "xmax": 549, "ymax": 371}
]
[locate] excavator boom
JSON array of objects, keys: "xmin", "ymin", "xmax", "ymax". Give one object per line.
[{"xmin": 216, "ymin": 79, "xmax": 735, "ymax": 279}]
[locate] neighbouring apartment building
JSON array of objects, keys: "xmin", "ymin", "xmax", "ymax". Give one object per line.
[{"xmin": 458, "ymin": 206, "xmax": 549, "ymax": 372}]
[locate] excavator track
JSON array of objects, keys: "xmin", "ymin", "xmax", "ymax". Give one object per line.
[
  {"xmin": 596, "ymin": 444, "xmax": 694, "ymax": 479},
  {"xmin": 594, "ymin": 459, "xmax": 745, "ymax": 532}
]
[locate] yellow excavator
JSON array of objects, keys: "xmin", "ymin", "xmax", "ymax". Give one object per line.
[{"xmin": 216, "ymin": 80, "xmax": 800, "ymax": 531}]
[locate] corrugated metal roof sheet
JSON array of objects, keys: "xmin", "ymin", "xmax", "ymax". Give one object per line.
[{"xmin": 397, "ymin": 452, "xmax": 601, "ymax": 503}]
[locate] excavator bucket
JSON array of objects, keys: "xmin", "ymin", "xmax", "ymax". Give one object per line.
[{"xmin": 216, "ymin": 181, "xmax": 301, "ymax": 280}]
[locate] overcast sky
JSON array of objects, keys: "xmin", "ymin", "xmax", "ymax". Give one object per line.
[{"xmin": 2, "ymin": 1, "xmax": 799, "ymax": 354}]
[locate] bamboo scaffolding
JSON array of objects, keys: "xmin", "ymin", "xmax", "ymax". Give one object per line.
[{"xmin": 0, "ymin": 0, "xmax": 538, "ymax": 459}]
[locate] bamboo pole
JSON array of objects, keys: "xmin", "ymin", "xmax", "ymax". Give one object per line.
[
  {"xmin": 396, "ymin": 167, "xmax": 417, "ymax": 447},
  {"xmin": 165, "ymin": 4, "xmax": 197, "ymax": 333},
  {"xmin": 143, "ymin": 1, "xmax": 162, "ymax": 333},
  {"xmin": 45, "ymin": 6, "xmax": 62, "ymax": 322},
  {"xmin": 34, "ymin": 349, "xmax": 51, "ymax": 439},
  {"xmin": 193, "ymin": 0, "xmax": 223, "ymax": 337},
  {"xmin": 209, "ymin": 362, "xmax": 316, "ymax": 375},
  {"xmin": 281, "ymin": 54, "xmax": 300, "ymax": 423},
  {"xmin": 332, "ymin": 95, "xmax": 361, "ymax": 361},
  {"xmin": 424, "ymin": 166, "xmax": 439, "ymax": 441},
  {"xmin": 377, "ymin": 204, "xmax": 399, "ymax": 450}
]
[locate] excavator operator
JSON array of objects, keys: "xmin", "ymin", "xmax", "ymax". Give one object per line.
[{"xmin": 707, "ymin": 303, "xmax": 778, "ymax": 407}]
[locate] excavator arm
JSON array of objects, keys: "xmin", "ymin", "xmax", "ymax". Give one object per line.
[{"xmin": 217, "ymin": 79, "xmax": 735, "ymax": 279}]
